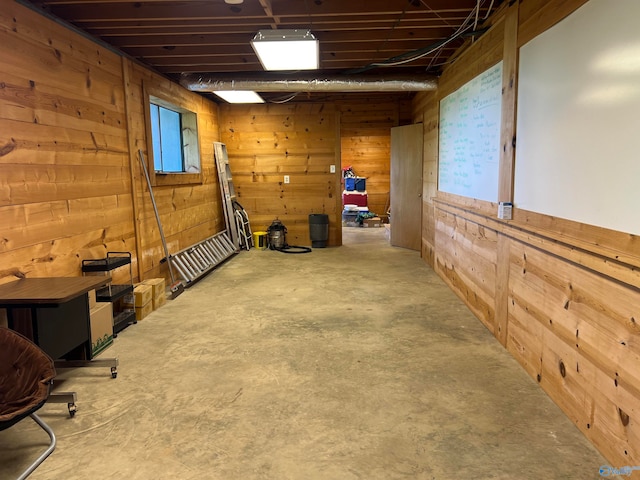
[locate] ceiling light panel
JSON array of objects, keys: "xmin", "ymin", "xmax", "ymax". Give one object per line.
[
  {"xmin": 251, "ymin": 29, "xmax": 319, "ymax": 71},
  {"xmin": 213, "ymin": 91, "xmax": 265, "ymax": 103}
]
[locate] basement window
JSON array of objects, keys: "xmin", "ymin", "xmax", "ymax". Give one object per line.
[{"xmin": 143, "ymin": 88, "xmax": 202, "ymax": 186}]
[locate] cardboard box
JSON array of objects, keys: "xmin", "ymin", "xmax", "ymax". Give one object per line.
[
  {"xmin": 142, "ymin": 278, "xmax": 166, "ymax": 299},
  {"xmin": 90, "ymin": 302, "xmax": 113, "ymax": 358},
  {"xmin": 152, "ymin": 293, "xmax": 167, "ymax": 310},
  {"xmin": 135, "ymin": 301, "xmax": 153, "ymax": 321},
  {"xmin": 88, "ymin": 289, "xmax": 97, "ymax": 309},
  {"xmin": 362, "ymin": 217, "xmax": 382, "ymax": 228},
  {"xmin": 123, "ymin": 283, "xmax": 153, "ymax": 308}
]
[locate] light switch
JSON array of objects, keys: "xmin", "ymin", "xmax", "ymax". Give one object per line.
[
  {"xmin": 284, "ymin": 175, "xmax": 290, "ymax": 184},
  {"xmin": 330, "ymin": 164, "xmax": 336, "ymax": 173}
]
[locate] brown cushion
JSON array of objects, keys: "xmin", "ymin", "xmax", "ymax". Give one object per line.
[{"xmin": 0, "ymin": 327, "xmax": 56, "ymax": 427}]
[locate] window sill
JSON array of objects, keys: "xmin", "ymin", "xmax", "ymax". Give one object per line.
[{"xmin": 154, "ymin": 173, "xmax": 203, "ymax": 186}]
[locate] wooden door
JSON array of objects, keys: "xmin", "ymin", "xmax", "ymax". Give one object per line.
[{"xmin": 390, "ymin": 124, "xmax": 423, "ymax": 251}]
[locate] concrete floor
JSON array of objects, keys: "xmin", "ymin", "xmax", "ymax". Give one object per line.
[{"xmin": 0, "ymin": 228, "xmax": 610, "ymax": 479}]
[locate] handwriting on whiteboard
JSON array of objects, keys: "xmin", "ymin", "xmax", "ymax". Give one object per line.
[{"xmin": 438, "ymin": 61, "xmax": 503, "ymax": 202}]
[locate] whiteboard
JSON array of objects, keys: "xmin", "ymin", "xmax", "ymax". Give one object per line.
[
  {"xmin": 438, "ymin": 61, "xmax": 503, "ymax": 202},
  {"xmin": 515, "ymin": 0, "xmax": 640, "ymax": 236}
]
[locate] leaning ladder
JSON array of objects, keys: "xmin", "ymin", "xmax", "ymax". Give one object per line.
[
  {"xmin": 234, "ymin": 202, "xmax": 253, "ymax": 250},
  {"xmin": 213, "ymin": 142, "xmax": 240, "ymax": 249},
  {"xmin": 169, "ymin": 231, "xmax": 237, "ymax": 286}
]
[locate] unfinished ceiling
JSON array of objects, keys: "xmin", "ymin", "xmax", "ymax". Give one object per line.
[{"xmin": 19, "ymin": 0, "xmax": 503, "ymax": 102}]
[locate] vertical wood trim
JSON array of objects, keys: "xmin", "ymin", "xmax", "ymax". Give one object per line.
[
  {"xmin": 498, "ymin": 1, "xmax": 519, "ymax": 203},
  {"xmin": 122, "ymin": 57, "xmax": 144, "ymax": 281},
  {"xmin": 335, "ymin": 110, "xmax": 343, "ymax": 246},
  {"xmin": 141, "ymin": 81, "xmax": 157, "ymax": 187},
  {"xmin": 495, "ymin": 235, "xmax": 510, "ymax": 346}
]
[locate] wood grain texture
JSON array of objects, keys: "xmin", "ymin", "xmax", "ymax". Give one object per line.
[
  {"xmin": 413, "ymin": 90, "xmax": 438, "ymax": 265},
  {"xmin": 0, "ymin": 1, "xmax": 224, "ymax": 287},
  {"xmin": 219, "ymin": 103, "xmax": 341, "ymax": 247}
]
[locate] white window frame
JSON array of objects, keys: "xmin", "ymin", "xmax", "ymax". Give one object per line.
[{"xmin": 143, "ymin": 85, "xmax": 202, "ymax": 186}]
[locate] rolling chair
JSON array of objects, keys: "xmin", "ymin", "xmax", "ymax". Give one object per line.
[{"xmin": 0, "ymin": 327, "xmax": 57, "ymax": 479}]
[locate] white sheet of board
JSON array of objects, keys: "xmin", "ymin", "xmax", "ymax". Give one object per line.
[{"xmin": 514, "ymin": 0, "xmax": 640, "ymax": 236}]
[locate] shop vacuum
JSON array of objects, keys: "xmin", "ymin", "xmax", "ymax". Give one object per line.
[{"xmin": 266, "ymin": 219, "xmax": 311, "ymax": 254}]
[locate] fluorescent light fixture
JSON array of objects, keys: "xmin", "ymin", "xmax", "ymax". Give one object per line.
[
  {"xmin": 251, "ymin": 29, "xmax": 319, "ymax": 71},
  {"xmin": 213, "ymin": 91, "xmax": 265, "ymax": 103}
]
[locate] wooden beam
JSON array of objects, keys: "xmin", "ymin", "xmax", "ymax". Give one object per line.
[{"xmin": 121, "ymin": 57, "xmax": 144, "ymax": 282}]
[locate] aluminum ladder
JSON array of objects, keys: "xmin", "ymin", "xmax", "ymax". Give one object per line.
[
  {"xmin": 234, "ymin": 201, "xmax": 253, "ymax": 250},
  {"xmin": 213, "ymin": 142, "xmax": 240, "ymax": 249},
  {"xmin": 169, "ymin": 231, "xmax": 237, "ymax": 286}
]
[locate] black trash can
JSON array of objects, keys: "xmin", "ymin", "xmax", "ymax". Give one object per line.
[{"xmin": 308, "ymin": 213, "xmax": 329, "ymax": 248}]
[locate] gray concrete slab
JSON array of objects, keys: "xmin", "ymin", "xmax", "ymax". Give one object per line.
[{"xmin": 0, "ymin": 228, "xmax": 610, "ymax": 479}]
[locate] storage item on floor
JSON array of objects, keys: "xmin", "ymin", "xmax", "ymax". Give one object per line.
[
  {"xmin": 309, "ymin": 213, "xmax": 329, "ymax": 248},
  {"xmin": 152, "ymin": 294, "xmax": 167, "ymax": 310},
  {"xmin": 82, "ymin": 252, "xmax": 136, "ymax": 335},
  {"xmin": 123, "ymin": 284, "xmax": 153, "ymax": 309},
  {"xmin": 142, "ymin": 278, "xmax": 167, "ymax": 310},
  {"xmin": 88, "ymin": 289, "xmax": 97, "ymax": 309},
  {"xmin": 253, "ymin": 231, "xmax": 268, "ymax": 250},
  {"xmin": 342, "ymin": 190, "xmax": 368, "ymax": 207},
  {"xmin": 135, "ymin": 301, "xmax": 153, "ymax": 321},
  {"xmin": 342, "ymin": 211, "xmax": 359, "ymax": 227},
  {"xmin": 345, "ymin": 177, "xmax": 356, "ymax": 191},
  {"xmin": 170, "ymin": 231, "xmax": 237, "ymax": 287},
  {"xmin": 90, "ymin": 302, "xmax": 113, "ymax": 357},
  {"xmin": 354, "ymin": 177, "xmax": 366, "ymax": 191},
  {"xmin": 362, "ymin": 217, "xmax": 382, "ymax": 228},
  {"xmin": 141, "ymin": 278, "xmax": 165, "ymax": 299},
  {"xmin": 123, "ymin": 284, "xmax": 153, "ymax": 320},
  {"xmin": 233, "ymin": 200, "xmax": 253, "ymax": 250}
]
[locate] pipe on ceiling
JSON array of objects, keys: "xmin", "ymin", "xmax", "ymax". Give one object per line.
[{"xmin": 180, "ymin": 74, "xmax": 438, "ymax": 93}]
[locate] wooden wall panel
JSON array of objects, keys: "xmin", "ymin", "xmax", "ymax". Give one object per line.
[
  {"xmin": 0, "ymin": 1, "xmax": 134, "ymax": 285},
  {"xmin": 219, "ymin": 103, "xmax": 341, "ymax": 247},
  {"xmin": 124, "ymin": 60, "xmax": 224, "ymax": 280},
  {"xmin": 0, "ymin": 2, "xmax": 223, "ymax": 287},
  {"xmin": 434, "ymin": 209, "xmax": 498, "ymax": 334},
  {"xmin": 508, "ymin": 240, "xmax": 640, "ymax": 465},
  {"xmin": 413, "ymin": 0, "xmax": 640, "ymax": 466},
  {"xmin": 413, "ymin": 90, "xmax": 438, "ymax": 265}
]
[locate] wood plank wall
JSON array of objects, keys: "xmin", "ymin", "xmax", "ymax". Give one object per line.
[
  {"xmin": 413, "ymin": 0, "xmax": 640, "ymax": 467},
  {"xmin": 218, "ymin": 103, "xmax": 341, "ymax": 247},
  {"xmin": 0, "ymin": 2, "xmax": 224, "ymax": 286},
  {"xmin": 123, "ymin": 61, "xmax": 224, "ymax": 281}
]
